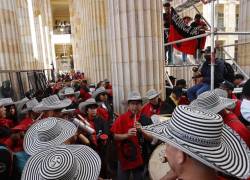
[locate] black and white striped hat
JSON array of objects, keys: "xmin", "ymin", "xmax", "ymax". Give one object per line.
[
  {"xmin": 21, "ymin": 98, "xmax": 39, "ymax": 114},
  {"xmin": 23, "ymin": 117, "xmax": 77, "ymax": 155},
  {"xmin": 21, "ymin": 145, "xmax": 101, "ymax": 180},
  {"xmin": 143, "ymin": 105, "xmax": 250, "ymax": 179},
  {"xmin": 190, "ymin": 90, "xmax": 236, "ymax": 113},
  {"xmin": 32, "ymin": 95, "xmax": 72, "ymax": 112}
]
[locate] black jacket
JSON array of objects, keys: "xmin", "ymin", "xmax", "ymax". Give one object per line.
[{"xmin": 160, "ymin": 96, "xmax": 176, "ymax": 115}]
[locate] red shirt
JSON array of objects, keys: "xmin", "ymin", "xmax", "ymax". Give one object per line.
[
  {"xmin": 141, "ymin": 103, "xmax": 161, "ymax": 118},
  {"xmin": 85, "ymin": 116, "xmax": 98, "ymax": 146},
  {"xmin": 110, "ymin": 111, "xmax": 144, "ymax": 170},
  {"xmin": 80, "ymin": 89, "xmax": 92, "ymax": 102},
  {"xmin": 0, "ymin": 118, "xmax": 14, "ymax": 128},
  {"xmin": 221, "ymin": 110, "xmax": 250, "ymax": 148},
  {"xmin": 97, "ymin": 107, "xmax": 110, "ymax": 122},
  {"xmin": 178, "ymin": 96, "xmax": 190, "ymax": 105},
  {"xmin": 231, "ymin": 93, "xmax": 241, "ymax": 117}
]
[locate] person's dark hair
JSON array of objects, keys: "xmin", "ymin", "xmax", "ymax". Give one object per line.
[
  {"xmin": 242, "ymin": 79, "xmax": 250, "ymax": 98},
  {"xmin": 85, "ymin": 104, "xmax": 98, "ymax": 113},
  {"xmin": 96, "ymin": 81, "xmax": 104, "ymax": 88},
  {"xmin": 163, "ymin": 2, "xmax": 170, "ymax": 7},
  {"xmin": 176, "ymin": 79, "xmax": 186, "ymax": 87},
  {"xmin": 234, "ymin": 74, "xmax": 244, "ymax": 81},
  {"xmin": 220, "ymin": 80, "xmax": 235, "ymax": 91},
  {"xmin": 95, "ymin": 92, "xmax": 108, "ymax": 102},
  {"xmin": 194, "ymin": 14, "xmax": 202, "ymax": 20},
  {"xmin": 128, "ymin": 100, "xmax": 142, "ymax": 105}
]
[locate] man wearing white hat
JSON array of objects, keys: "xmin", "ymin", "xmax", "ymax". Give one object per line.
[
  {"xmin": 141, "ymin": 89, "xmax": 162, "ymax": 118},
  {"xmin": 59, "ymin": 87, "xmax": 80, "ymax": 109},
  {"xmin": 111, "ymin": 91, "xmax": 153, "ymax": 180},
  {"xmin": 191, "ymin": 90, "xmax": 250, "ymax": 149},
  {"xmin": 32, "ymin": 95, "xmax": 72, "ymax": 118},
  {"xmin": 144, "ymin": 105, "xmax": 250, "ymax": 180}
]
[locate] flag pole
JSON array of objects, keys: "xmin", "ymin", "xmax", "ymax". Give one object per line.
[{"xmin": 210, "ymin": 0, "xmax": 215, "ymax": 90}]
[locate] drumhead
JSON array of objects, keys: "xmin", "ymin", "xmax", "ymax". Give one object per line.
[{"xmin": 149, "ymin": 144, "xmax": 171, "ymax": 180}]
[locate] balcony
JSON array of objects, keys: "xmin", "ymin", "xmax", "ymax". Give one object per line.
[{"xmin": 53, "ymin": 25, "xmax": 71, "ymax": 35}]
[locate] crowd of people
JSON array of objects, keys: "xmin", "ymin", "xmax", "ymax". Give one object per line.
[{"xmin": 0, "ymin": 60, "xmax": 250, "ymax": 180}]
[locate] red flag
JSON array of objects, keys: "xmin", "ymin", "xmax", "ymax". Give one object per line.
[
  {"xmin": 168, "ymin": 24, "xmax": 198, "ymax": 55},
  {"xmin": 168, "ymin": 8, "xmax": 206, "ymax": 55}
]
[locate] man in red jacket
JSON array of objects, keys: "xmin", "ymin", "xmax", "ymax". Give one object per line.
[
  {"xmin": 111, "ymin": 91, "xmax": 152, "ymax": 180},
  {"xmin": 141, "ymin": 89, "xmax": 162, "ymax": 118}
]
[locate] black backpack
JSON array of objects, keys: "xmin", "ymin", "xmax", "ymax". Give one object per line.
[{"xmin": 223, "ymin": 62, "xmax": 235, "ymax": 83}]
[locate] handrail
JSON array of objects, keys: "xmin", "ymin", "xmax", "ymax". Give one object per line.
[
  {"xmin": 0, "ymin": 69, "xmax": 52, "ymax": 73},
  {"xmin": 222, "ymin": 48, "xmax": 250, "ymax": 79}
]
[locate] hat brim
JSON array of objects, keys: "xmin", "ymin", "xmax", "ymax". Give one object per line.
[
  {"xmin": 143, "ymin": 121, "xmax": 250, "ymax": 179},
  {"xmin": 32, "ymin": 99, "xmax": 72, "ymax": 112},
  {"xmin": 190, "ymin": 97, "xmax": 236, "ymax": 113},
  {"xmin": 79, "ymin": 102, "xmax": 98, "ymax": 113},
  {"xmin": 92, "ymin": 89, "xmax": 108, "ymax": 99},
  {"xmin": 23, "ymin": 118, "xmax": 77, "ymax": 155},
  {"xmin": 21, "ymin": 145, "xmax": 101, "ymax": 180},
  {"xmin": 61, "ymin": 91, "xmax": 80, "ymax": 98},
  {"xmin": 148, "ymin": 92, "xmax": 160, "ymax": 100}
]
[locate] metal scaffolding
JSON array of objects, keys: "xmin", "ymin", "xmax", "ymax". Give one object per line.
[{"xmin": 164, "ymin": 0, "xmax": 250, "ymax": 90}]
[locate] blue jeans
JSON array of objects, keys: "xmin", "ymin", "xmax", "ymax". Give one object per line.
[
  {"xmin": 187, "ymin": 83, "xmax": 210, "ymax": 101},
  {"xmin": 117, "ymin": 162, "xmax": 145, "ymax": 180},
  {"xmin": 182, "ymin": 53, "xmax": 187, "ymax": 62}
]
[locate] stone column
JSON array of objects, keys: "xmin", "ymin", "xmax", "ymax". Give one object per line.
[
  {"xmin": 238, "ymin": 0, "xmax": 250, "ymax": 75},
  {"xmin": 0, "ymin": 0, "xmax": 23, "ymax": 97},
  {"xmin": 0, "ymin": 0, "xmax": 22, "ymax": 71},
  {"xmin": 224, "ymin": 1, "xmax": 237, "ymax": 59},
  {"xmin": 89, "ymin": 0, "xmax": 111, "ymax": 82},
  {"xmin": 107, "ymin": 0, "xmax": 164, "ymax": 113},
  {"xmin": 70, "ymin": 0, "xmax": 111, "ymax": 83}
]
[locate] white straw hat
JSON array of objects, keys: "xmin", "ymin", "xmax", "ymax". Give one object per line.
[
  {"xmin": 127, "ymin": 91, "xmax": 142, "ymax": 101},
  {"xmin": 190, "ymin": 90, "xmax": 236, "ymax": 113},
  {"xmin": 23, "ymin": 117, "xmax": 77, "ymax": 155},
  {"xmin": 32, "ymin": 95, "xmax": 72, "ymax": 112},
  {"xmin": 146, "ymin": 89, "xmax": 160, "ymax": 100},
  {"xmin": 143, "ymin": 105, "xmax": 250, "ymax": 179},
  {"xmin": 0, "ymin": 98, "xmax": 15, "ymax": 107},
  {"xmin": 21, "ymin": 145, "xmax": 101, "ymax": 180},
  {"xmin": 79, "ymin": 98, "xmax": 98, "ymax": 113},
  {"xmin": 60, "ymin": 87, "xmax": 80, "ymax": 98},
  {"xmin": 21, "ymin": 98, "xmax": 39, "ymax": 114},
  {"xmin": 92, "ymin": 87, "xmax": 108, "ymax": 99}
]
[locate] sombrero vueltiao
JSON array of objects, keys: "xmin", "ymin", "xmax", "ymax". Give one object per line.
[
  {"xmin": 20, "ymin": 98, "xmax": 39, "ymax": 114},
  {"xmin": 143, "ymin": 105, "xmax": 250, "ymax": 179},
  {"xmin": 78, "ymin": 98, "xmax": 98, "ymax": 113},
  {"xmin": 21, "ymin": 145, "xmax": 101, "ymax": 180},
  {"xmin": 92, "ymin": 87, "xmax": 108, "ymax": 99},
  {"xmin": 190, "ymin": 90, "xmax": 236, "ymax": 113},
  {"xmin": 59, "ymin": 87, "xmax": 80, "ymax": 98},
  {"xmin": 23, "ymin": 117, "xmax": 77, "ymax": 155},
  {"xmin": 146, "ymin": 89, "xmax": 160, "ymax": 100},
  {"xmin": 32, "ymin": 95, "xmax": 72, "ymax": 112}
]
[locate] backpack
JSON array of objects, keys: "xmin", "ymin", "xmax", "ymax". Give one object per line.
[{"xmin": 223, "ymin": 62, "xmax": 235, "ymax": 83}]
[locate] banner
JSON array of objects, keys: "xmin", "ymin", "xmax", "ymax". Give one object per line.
[{"xmin": 168, "ymin": 7, "xmax": 206, "ymax": 55}]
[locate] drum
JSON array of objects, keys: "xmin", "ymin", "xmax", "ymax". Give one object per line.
[{"xmin": 149, "ymin": 144, "xmax": 171, "ymax": 180}]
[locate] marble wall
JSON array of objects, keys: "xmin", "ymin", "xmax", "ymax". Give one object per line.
[
  {"xmin": 0, "ymin": 0, "xmax": 54, "ymax": 98},
  {"xmin": 107, "ymin": 0, "xmax": 164, "ymax": 112},
  {"xmin": 69, "ymin": 0, "xmax": 111, "ymax": 83}
]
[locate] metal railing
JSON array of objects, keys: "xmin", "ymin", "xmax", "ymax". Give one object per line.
[{"xmin": 0, "ymin": 69, "xmax": 53, "ymax": 100}]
